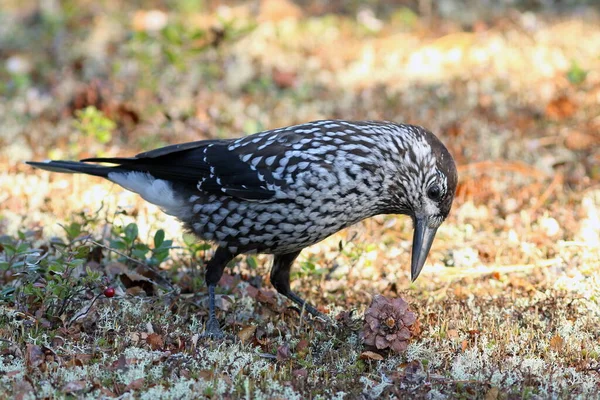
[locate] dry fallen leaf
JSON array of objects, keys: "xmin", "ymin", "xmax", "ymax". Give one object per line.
[
  {"xmin": 61, "ymin": 380, "xmax": 86, "ymax": 393},
  {"xmin": 237, "ymin": 325, "xmax": 257, "ymax": 343},
  {"xmin": 13, "ymin": 379, "xmax": 34, "ymax": 400},
  {"xmin": 276, "ymin": 344, "xmax": 291, "ymax": 362},
  {"xmin": 259, "ymin": 0, "xmax": 303, "ymax": 22},
  {"xmin": 485, "ymin": 387, "xmax": 500, "ymax": 400},
  {"xmin": 565, "ymin": 131, "xmax": 598, "ymax": 151},
  {"xmin": 124, "ymin": 378, "xmax": 145, "ymax": 392},
  {"xmin": 25, "ymin": 344, "xmax": 44, "ymax": 369},
  {"xmin": 272, "ymin": 68, "xmax": 297, "ymax": 89},
  {"xmin": 292, "ymin": 368, "xmax": 308, "ymax": 379},
  {"xmin": 146, "ymin": 333, "xmax": 164, "ymax": 350},
  {"xmin": 545, "ymin": 95, "xmax": 576, "ymax": 119},
  {"xmin": 360, "ymin": 351, "xmax": 384, "ymax": 361},
  {"xmin": 550, "ymin": 335, "xmax": 565, "ymax": 352}
]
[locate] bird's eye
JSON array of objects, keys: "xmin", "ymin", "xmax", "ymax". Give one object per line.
[{"xmin": 427, "ymin": 185, "xmax": 442, "ymax": 201}]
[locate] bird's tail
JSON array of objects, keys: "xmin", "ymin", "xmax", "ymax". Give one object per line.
[{"xmin": 26, "ymin": 160, "xmax": 125, "ymax": 178}]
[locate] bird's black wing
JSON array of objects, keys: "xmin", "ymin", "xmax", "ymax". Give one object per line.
[{"xmin": 81, "ymin": 128, "xmax": 314, "ymax": 201}]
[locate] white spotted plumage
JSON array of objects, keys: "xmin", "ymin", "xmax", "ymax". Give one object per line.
[
  {"xmin": 29, "ymin": 120, "xmax": 457, "ymax": 258},
  {"xmin": 160, "ymin": 120, "xmax": 456, "ymax": 255}
]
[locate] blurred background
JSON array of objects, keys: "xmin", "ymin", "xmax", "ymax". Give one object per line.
[{"xmin": 1, "ymin": 0, "xmax": 600, "ymax": 272}]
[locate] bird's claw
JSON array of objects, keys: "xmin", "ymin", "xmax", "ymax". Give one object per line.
[{"xmin": 200, "ymin": 317, "xmax": 225, "ymax": 340}]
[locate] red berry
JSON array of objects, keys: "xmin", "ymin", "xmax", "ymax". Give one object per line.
[{"xmin": 104, "ymin": 287, "xmax": 115, "ymax": 298}]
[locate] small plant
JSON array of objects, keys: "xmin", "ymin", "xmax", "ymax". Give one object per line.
[
  {"xmin": 109, "ymin": 223, "xmax": 173, "ymax": 267},
  {"xmin": 73, "ymin": 106, "xmax": 116, "ymax": 144},
  {"xmin": 566, "ymin": 60, "xmax": 587, "ymax": 85},
  {"xmin": 0, "ymin": 230, "xmax": 101, "ymax": 322},
  {"xmin": 295, "ymin": 255, "xmax": 328, "ymax": 279}
]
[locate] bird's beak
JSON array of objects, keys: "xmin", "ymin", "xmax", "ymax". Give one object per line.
[{"xmin": 411, "ymin": 217, "xmax": 438, "ymax": 282}]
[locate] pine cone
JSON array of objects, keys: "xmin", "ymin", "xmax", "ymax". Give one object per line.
[{"xmin": 362, "ymin": 295, "xmax": 417, "ymax": 353}]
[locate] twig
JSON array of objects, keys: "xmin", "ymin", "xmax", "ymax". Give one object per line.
[
  {"xmin": 68, "ymin": 291, "xmax": 103, "ymax": 326},
  {"xmin": 532, "ymin": 172, "xmax": 563, "ymax": 212},
  {"xmin": 425, "ymin": 258, "xmax": 562, "ymax": 281},
  {"xmin": 88, "ymin": 239, "xmax": 174, "ymax": 290}
]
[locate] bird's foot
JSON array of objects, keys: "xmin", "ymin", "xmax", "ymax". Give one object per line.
[
  {"xmin": 200, "ymin": 317, "xmax": 225, "ymax": 340},
  {"xmin": 285, "ymin": 291, "xmax": 332, "ymax": 323}
]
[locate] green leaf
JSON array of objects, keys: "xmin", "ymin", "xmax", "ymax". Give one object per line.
[
  {"xmin": 124, "ymin": 223, "xmax": 139, "ymax": 243},
  {"xmin": 247, "ymin": 255, "xmax": 258, "ymax": 269},
  {"xmin": 132, "ymin": 248, "xmax": 149, "ymax": 259},
  {"xmin": 110, "ymin": 240, "xmax": 127, "ymax": 250},
  {"xmin": 49, "ymin": 263, "xmax": 65, "ymax": 274},
  {"xmin": 75, "ymin": 246, "xmax": 90, "ymax": 259},
  {"xmin": 161, "ymin": 24, "xmax": 183, "ymax": 45},
  {"xmin": 2, "ymin": 244, "xmax": 16, "ymax": 257},
  {"xmin": 16, "ymin": 242, "xmax": 30, "ymax": 254},
  {"xmin": 154, "ymin": 229, "xmax": 165, "ymax": 248},
  {"xmin": 134, "ymin": 243, "xmax": 150, "ymax": 252},
  {"xmin": 66, "ymin": 222, "xmax": 82, "ymax": 240},
  {"xmin": 183, "ymin": 233, "xmax": 197, "ymax": 247},
  {"xmin": 567, "ymin": 60, "xmax": 587, "ymax": 85}
]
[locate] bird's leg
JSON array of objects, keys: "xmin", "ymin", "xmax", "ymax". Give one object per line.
[
  {"xmin": 270, "ymin": 251, "xmax": 326, "ymax": 319},
  {"xmin": 202, "ymin": 246, "xmax": 236, "ymax": 339}
]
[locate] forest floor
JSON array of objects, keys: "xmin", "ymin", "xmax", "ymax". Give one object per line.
[{"xmin": 1, "ymin": 1, "xmax": 600, "ymax": 398}]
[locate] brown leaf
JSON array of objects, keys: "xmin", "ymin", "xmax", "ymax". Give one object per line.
[
  {"xmin": 259, "ymin": 0, "xmax": 303, "ymax": 22},
  {"xmin": 62, "ymin": 380, "xmax": 87, "ymax": 393},
  {"xmin": 13, "ymin": 379, "xmax": 34, "ymax": 400},
  {"xmin": 198, "ymin": 370, "xmax": 214, "ymax": 380},
  {"xmin": 237, "ymin": 325, "xmax": 257, "ymax": 343},
  {"xmin": 565, "ymin": 131, "xmax": 598, "ymax": 151},
  {"xmin": 447, "ymin": 329, "xmax": 459, "ymax": 339},
  {"xmin": 360, "ymin": 351, "xmax": 384, "ymax": 361},
  {"xmin": 444, "ymin": 121, "xmax": 463, "ymax": 138},
  {"xmin": 146, "ymin": 333, "xmax": 164, "ymax": 350},
  {"xmin": 124, "ymin": 378, "xmax": 145, "ymax": 392},
  {"xmin": 296, "ymin": 339, "xmax": 309, "ymax": 353},
  {"xmin": 545, "ymin": 95, "xmax": 576, "ymax": 119},
  {"xmin": 461, "ymin": 340, "xmax": 468, "ymax": 352},
  {"xmin": 245, "ymin": 285, "xmax": 259, "ymax": 299},
  {"xmin": 218, "ymin": 273, "xmax": 237, "ymax": 289},
  {"xmin": 485, "ymin": 387, "xmax": 500, "ymax": 400},
  {"xmin": 273, "ymin": 69, "xmax": 297, "ymax": 89},
  {"xmin": 99, "ymin": 387, "xmax": 117, "ymax": 398},
  {"xmin": 292, "ymin": 368, "xmax": 308, "ymax": 379},
  {"xmin": 410, "ymin": 318, "xmax": 422, "ymax": 337},
  {"xmin": 26, "ymin": 343, "xmax": 44, "ymax": 369},
  {"xmin": 550, "ymin": 335, "xmax": 564, "ymax": 351},
  {"xmin": 276, "ymin": 344, "xmax": 291, "ymax": 362},
  {"xmin": 110, "ymin": 354, "xmax": 128, "ymax": 371},
  {"xmin": 257, "ymin": 288, "xmax": 277, "ymax": 305},
  {"xmin": 65, "ymin": 353, "xmax": 93, "ymax": 368},
  {"xmin": 107, "ymin": 262, "xmax": 156, "ymax": 296}
]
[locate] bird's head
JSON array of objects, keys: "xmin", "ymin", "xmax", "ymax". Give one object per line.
[{"xmin": 387, "ymin": 125, "xmax": 458, "ymax": 282}]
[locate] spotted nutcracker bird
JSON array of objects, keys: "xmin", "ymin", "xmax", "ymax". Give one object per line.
[{"xmin": 27, "ymin": 120, "xmax": 458, "ymax": 338}]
